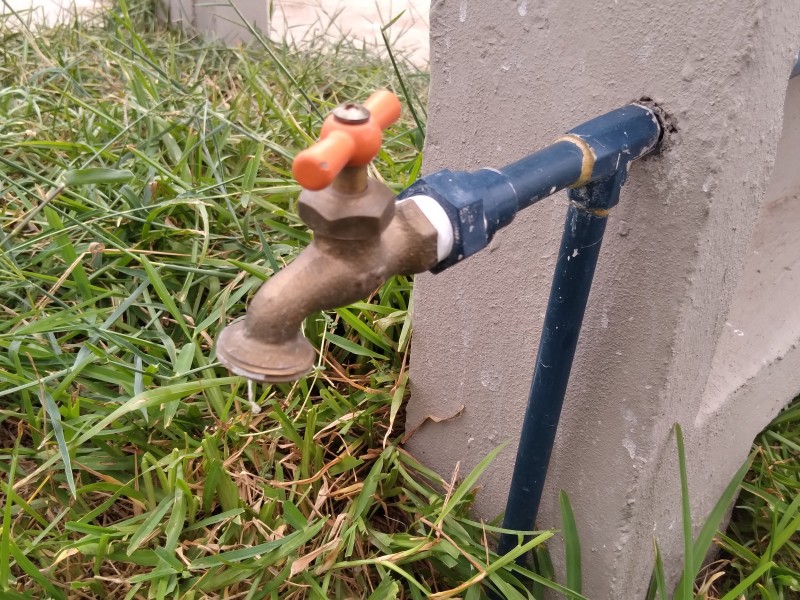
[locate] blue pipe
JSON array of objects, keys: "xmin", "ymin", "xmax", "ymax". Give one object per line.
[
  {"xmin": 400, "ymin": 103, "xmax": 664, "ymax": 576},
  {"xmin": 399, "ymin": 103, "xmax": 662, "ymax": 270},
  {"xmin": 497, "ymin": 170, "xmax": 627, "ymax": 560}
]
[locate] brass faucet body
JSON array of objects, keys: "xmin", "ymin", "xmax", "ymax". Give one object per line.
[{"xmin": 216, "ymin": 166, "xmax": 439, "ymax": 382}]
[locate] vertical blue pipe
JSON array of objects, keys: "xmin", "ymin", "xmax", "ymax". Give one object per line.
[
  {"xmin": 497, "ymin": 171, "xmax": 626, "ymax": 560},
  {"xmin": 398, "ymin": 104, "xmax": 661, "ymax": 587}
]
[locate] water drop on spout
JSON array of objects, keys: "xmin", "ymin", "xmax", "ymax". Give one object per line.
[{"xmin": 247, "ymin": 379, "xmax": 261, "ymax": 413}]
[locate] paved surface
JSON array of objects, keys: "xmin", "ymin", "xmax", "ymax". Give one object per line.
[
  {"xmin": 4, "ymin": 1, "xmax": 430, "ymax": 66},
  {"xmin": 266, "ymin": 0, "xmax": 429, "ymax": 66},
  {"xmin": 1, "ymin": 0, "xmax": 106, "ymax": 27}
]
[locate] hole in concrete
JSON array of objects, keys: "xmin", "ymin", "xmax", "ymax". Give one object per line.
[
  {"xmin": 635, "ymin": 96, "xmax": 678, "ymax": 152},
  {"xmin": 697, "ymin": 72, "xmax": 800, "ymax": 423}
]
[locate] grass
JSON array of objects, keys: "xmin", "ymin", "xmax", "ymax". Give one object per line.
[
  {"xmin": 705, "ymin": 401, "xmax": 800, "ymax": 599},
  {"xmin": 0, "ymin": 1, "xmax": 559, "ymax": 598},
  {"xmin": 0, "ymin": 1, "xmax": 797, "ymax": 599}
]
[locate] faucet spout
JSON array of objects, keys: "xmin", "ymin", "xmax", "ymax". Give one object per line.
[
  {"xmin": 216, "ymin": 195, "xmax": 440, "ymax": 382},
  {"xmin": 216, "ymin": 91, "xmax": 447, "ymax": 382}
]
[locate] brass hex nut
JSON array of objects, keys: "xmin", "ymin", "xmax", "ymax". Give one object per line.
[{"xmin": 298, "ymin": 179, "xmax": 396, "ymax": 240}]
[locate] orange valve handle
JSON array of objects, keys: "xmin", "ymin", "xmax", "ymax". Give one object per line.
[
  {"xmin": 293, "ymin": 90, "xmax": 402, "ymax": 190},
  {"xmin": 363, "ymin": 90, "xmax": 402, "ymax": 129}
]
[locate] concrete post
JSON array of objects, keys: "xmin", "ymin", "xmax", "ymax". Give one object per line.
[
  {"xmin": 160, "ymin": 0, "xmax": 268, "ymax": 44},
  {"xmin": 406, "ymin": 1, "xmax": 800, "ymax": 597}
]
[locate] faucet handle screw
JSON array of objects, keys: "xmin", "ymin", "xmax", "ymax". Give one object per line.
[{"xmin": 292, "ymin": 90, "xmax": 401, "ymax": 191}]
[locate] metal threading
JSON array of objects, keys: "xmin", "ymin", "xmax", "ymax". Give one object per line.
[
  {"xmin": 332, "ymin": 165, "xmax": 369, "ymax": 193},
  {"xmin": 332, "ymin": 102, "xmax": 371, "ymax": 124}
]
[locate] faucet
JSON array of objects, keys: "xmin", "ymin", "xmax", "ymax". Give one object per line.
[
  {"xmin": 216, "ymin": 89, "xmax": 668, "ymax": 575},
  {"xmin": 215, "ymin": 91, "xmax": 450, "ymax": 382},
  {"xmin": 216, "ymin": 93, "xmax": 663, "ymax": 390}
]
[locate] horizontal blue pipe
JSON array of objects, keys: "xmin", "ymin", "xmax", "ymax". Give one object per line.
[{"xmin": 495, "ymin": 140, "xmax": 585, "ymax": 212}]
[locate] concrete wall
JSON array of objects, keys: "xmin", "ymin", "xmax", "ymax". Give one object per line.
[
  {"xmin": 407, "ymin": 1, "xmax": 800, "ymax": 597},
  {"xmin": 159, "ymin": 0, "xmax": 268, "ymax": 44}
]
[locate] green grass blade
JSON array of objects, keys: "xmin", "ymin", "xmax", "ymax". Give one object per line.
[
  {"xmin": 127, "ymin": 494, "xmax": 174, "ymax": 555},
  {"xmin": 9, "ymin": 539, "xmax": 66, "ymax": 600},
  {"xmin": 435, "ymin": 442, "xmax": 506, "ymax": 527},
  {"xmin": 366, "ymin": 575, "xmax": 400, "ymax": 599},
  {"xmin": 73, "ymin": 377, "xmax": 240, "ymax": 448},
  {"xmin": 39, "ymin": 387, "xmax": 76, "ymax": 497},
  {"xmin": 190, "ymin": 520, "xmax": 326, "ymax": 570},
  {"xmin": 559, "ymin": 490, "xmax": 582, "ymax": 596},
  {"xmin": 770, "ymin": 511, "xmax": 800, "ymax": 559},
  {"xmin": 63, "ymin": 168, "xmax": 134, "ymax": 186},
  {"xmin": 0, "ymin": 448, "xmax": 19, "ymax": 591},
  {"xmin": 674, "ymin": 423, "xmax": 694, "ymax": 600},
  {"xmin": 325, "ymin": 332, "xmax": 389, "ymax": 360},
  {"xmin": 350, "ymin": 453, "xmax": 387, "ymax": 522},
  {"xmin": 651, "ymin": 537, "xmax": 667, "ymax": 600},
  {"xmin": 163, "ymin": 483, "xmax": 187, "ymax": 553},
  {"xmin": 772, "ymin": 489, "xmax": 800, "ymax": 554},
  {"xmin": 138, "ymin": 254, "xmax": 191, "ymax": 338},
  {"xmin": 718, "ymin": 561, "xmax": 776, "ymax": 600},
  {"xmin": 43, "ymin": 206, "xmax": 93, "ymax": 303},
  {"xmin": 673, "ymin": 448, "xmax": 755, "ymax": 597}
]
